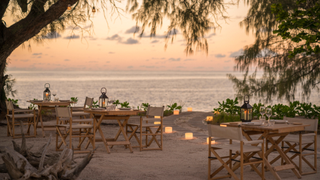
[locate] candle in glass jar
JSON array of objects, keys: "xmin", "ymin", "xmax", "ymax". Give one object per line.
[
  {"xmin": 102, "ymin": 101, "xmax": 105, "ymax": 107},
  {"xmin": 46, "ymin": 93, "xmax": 48, "ymax": 97}
]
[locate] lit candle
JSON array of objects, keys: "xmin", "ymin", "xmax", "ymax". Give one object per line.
[
  {"xmin": 206, "ymin": 116, "xmax": 213, "ymax": 121},
  {"xmin": 165, "ymin": 127, "xmax": 172, "ymax": 133},
  {"xmin": 46, "ymin": 93, "xmax": 48, "ymax": 97},
  {"xmin": 220, "ymin": 124, "xmax": 227, "ymax": 127},
  {"xmin": 155, "ymin": 116, "xmax": 161, "ymax": 119},
  {"xmin": 174, "ymin": 110, "xmax": 179, "ymax": 115},
  {"xmin": 102, "ymin": 101, "xmax": 105, "ymax": 107},
  {"xmin": 185, "ymin": 132, "xmax": 193, "ymax": 139},
  {"xmin": 154, "ymin": 121, "xmax": 161, "ymax": 125},
  {"xmin": 207, "ymin": 137, "xmax": 216, "ymax": 144},
  {"xmin": 187, "ymin": 107, "xmax": 192, "ymax": 112}
]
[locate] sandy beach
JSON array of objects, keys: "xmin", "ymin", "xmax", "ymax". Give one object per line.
[{"xmin": 0, "ymin": 112, "xmax": 319, "ymax": 180}]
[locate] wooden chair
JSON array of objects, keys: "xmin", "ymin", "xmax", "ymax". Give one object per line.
[
  {"xmin": 126, "ymin": 106, "xmax": 164, "ymax": 151},
  {"xmin": 5, "ymin": 101, "xmax": 37, "ymax": 138},
  {"xmin": 71, "ymin": 97, "xmax": 94, "ymax": 122},
  {"xmin": 55, "ymin": 107, "xmax": 95, "ymax": 153},
  {"xmin": 281, "ymin": 116, "xmax": 318, "ymax": 175},
  {"xmin": 208, "ymin": 125, "xmax": 265, "ymax": 180}
]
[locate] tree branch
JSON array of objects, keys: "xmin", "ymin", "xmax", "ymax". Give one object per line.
[{"xmin": 0, "ymin": 0, "xmax": 9, "ymax": 19}]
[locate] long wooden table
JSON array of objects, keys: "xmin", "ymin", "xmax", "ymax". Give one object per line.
[
  {"xmin": 221, "ymin": 122, "xmax": 309, "ymax": 180},
  {"xmin": 28, "ymin": 100, "xmax": 72, "ymax": 137},
  {"xmin": 84, "ymin": 109, "xmax": 144, "ymax": 153}
]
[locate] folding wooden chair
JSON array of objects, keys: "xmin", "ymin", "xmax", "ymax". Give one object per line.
[
  {"xmin": 71, "ymin": 97, "xmax": 94, "ymax": 122},
  {"xmin": 5, "ymin": 101, "xmax": 37, "ymax": 138},
  {"xmin": 55, "ymin": 107, "xmax": 95, "ymax": 153},
  {"xmin": 208, "ymin": 125, "xmax": 264, "ymax": 180},
  {"xmin": 126, "ymin": 106, "xmax": 164, "ymax": 151},
  {"xmin": 281, "ymin": 116, "xmax": 318, "ymax": 175}
]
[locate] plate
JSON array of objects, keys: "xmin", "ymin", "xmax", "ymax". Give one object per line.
[
  {"xmin": 273, "ymin": 120, "xmax": 288, "ymax": 124},
  {"xmin": 242, "ymin": 122, "xmax": 262, "ymax": 126},
  {"xmin": 118, "ymin": 108, "xmax": 131, "ymax": 110}
]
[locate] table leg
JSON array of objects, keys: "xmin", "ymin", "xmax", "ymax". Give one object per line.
[
  {"xmin": 36, "ymin": 105, "xmax": 45, "ymax": 138},
  {"xmin": 96, "ymin": 115, "xmax": 111, "ymax": 153},
  {"xmin": 267, "ymin": 135, "xmax": 302, "ymax": 179},
  {"xmin": 116, "ymin": 118, "xmax": 133, "ymax": 153}
]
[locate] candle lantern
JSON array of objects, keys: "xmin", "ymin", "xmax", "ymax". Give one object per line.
[
  {"xmin": 99, "ymin": 87, "xmax": 109, "ymax": 108},
  {"xmin": 240, "ymin": 95, "xmax": 253, "ymax": 122},
  {"xmin": 174, "ymin": 110, "xmax": 179, "ymax": 115},
  {"xmin": 165, "ymin": 127, "xmax": 172, "ymax": 133},
  {"xmin": 185, "ymin": 132, "xmax": 193, "ymax": 139},
  {"xmin": 187, "ymin": 107, "xmax": 192, "ymax": 112},
  {"xmin": 43, "ymin": 83, "xmax": 51, "ymax": 101}
]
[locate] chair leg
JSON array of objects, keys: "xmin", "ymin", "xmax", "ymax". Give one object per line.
[
  {"xmin": 12, "ymin": 118, "xmax": 15, "ymax": 138},
  {"xmin": 6, "ymin": 116, "xmax": 11, "ymax": 136}
]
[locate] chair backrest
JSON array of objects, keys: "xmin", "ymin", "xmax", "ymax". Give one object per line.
[
  {"xmin": 208, "ymin": 125, "xmax": 243, "ymax": 141},
  {"xmin": 5, "ymin": 101, "xmax": 14, "ymax": 110},
  {"xmin": 284, "ymin": 116, "xmax": 318, "ymax": 132},
  {"xmin": 84, "ymin": 97, "xmax": 94, "ymax": 108},
  {"xmin": 146, "ymin": 106, "xmax": 165, "ymax": 117},
  {"xmin": 55, "ymin": 107, "xmax": 72, "ymax": 118}
]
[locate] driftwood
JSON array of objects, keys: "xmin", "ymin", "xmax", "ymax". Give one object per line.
[{"xmin": 0, "ymin": 122, "xmax": 94, "ymax": 179}]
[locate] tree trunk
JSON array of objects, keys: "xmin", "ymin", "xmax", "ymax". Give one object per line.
[{"xmin": 0, "ymin": 0, "xmax": 79, "ymax": 118}]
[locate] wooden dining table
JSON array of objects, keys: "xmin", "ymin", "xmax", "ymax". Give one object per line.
[
  {"xmin": 84, "ymin": 108, "xmax": 144, "ymax": 153},
  {"xmin": 221, "ymin": 121, "xmax": 309, "ymax": 180},
  {"xmin": 28, "ymin": 100, "xmax": 72, "ymax": 137}
]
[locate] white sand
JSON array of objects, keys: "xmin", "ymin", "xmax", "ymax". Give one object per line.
[{"xmin": 0, "ymin": 113, "xmax": 319, "ymax": 180}]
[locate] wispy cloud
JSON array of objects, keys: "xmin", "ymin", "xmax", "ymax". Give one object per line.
[
  {"xmin": 109, "ymin": 52, "xmax": 115, "ymax": 54},
  {"xmin": 140, "ymin": 65, "xmax": 156, "ymax": 68},
  {"xmin": 127, "ymin": 66, "xmax": 133, "ymax": 68},
  {"xmin": 229, "ymin": 49, "xmax": 244, "ymax": 57},
  {"xmin": 168, "ymin": 58, "xmax": 181, "ymax": 61},
  {"xmin": 64, "ymin": 59, "xmax": 70, "ymax": 61},
  {"xmin": 42, "ymin": 32, "xmax": 61, "ymax": 39},
  {"xmin": 20, "ymin": 59, "xmax": 29, "ymax": 62},
  {"xmin": 224, "ymin": 60, "xmax": 231, "ymax": 63},
  {"xmin": 106, "ymin": 34, "xmax": 122, "ymax": 41},
  {"xmin": 120, "ymin": 38, "xmax": 139, "ymax": 44},
  {"xmin": 32, "ymin": 53, "xmax": 42, "ymax": 56},
  {"xmin": 64, "ymin": 35, "xmax": 80, "ymax": 39},
  {"xmin": 184, "ymin": 59, "xmax": 195, "ymax": 61},
  {"xmin": 205, "ymin": 33, "xmax": 216, "ymax": 38},
  {"xmin": 215, "ymin": 54, "xmax": 226, "ymax": 58},
  {"xmin": 125, "ymin": 26, "xmax": 140, "ymax": 34},
  {"xmin": 151, "ymin": 40, "xmax": 159, "ymax": 43}
]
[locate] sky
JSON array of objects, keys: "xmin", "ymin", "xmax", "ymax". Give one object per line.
[{"xmin": 5, "ymin": 1, "xmax": 255, "ymax": 71}]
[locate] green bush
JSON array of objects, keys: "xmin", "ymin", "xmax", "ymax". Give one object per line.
[
  {"xmin": 213, "ymin": 98, "xmax": 320, "ymax": 123},
  {"xmin": 207, "ymin": 112, "xmax": 240, "ymax": 125}
]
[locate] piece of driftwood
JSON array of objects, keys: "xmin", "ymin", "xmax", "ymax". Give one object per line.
[{"xmin": 1, "ymin": 122, "xmax": 94, "ymax": 179}]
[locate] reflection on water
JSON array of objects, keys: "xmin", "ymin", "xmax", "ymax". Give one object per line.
[{"xmin": 7, "ymin": 71, "xmax": 320, "ymax": 111}]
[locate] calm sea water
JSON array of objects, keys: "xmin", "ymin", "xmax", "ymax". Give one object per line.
[{"xmin": 6, "ymin": 71, "xmax": 320, "ymax": 111}]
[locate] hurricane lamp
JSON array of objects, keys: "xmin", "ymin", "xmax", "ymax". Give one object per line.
[
  {"xmin": 99, "ymin": 87, "xmax": 108, "ymax": 108},
  {"xmin": 240, "ymin": 95, "xmax": 253, "ymax": 122},
  {"xmin": 43, "ymin": 83, "xmax": 51, "ymax": 101}
]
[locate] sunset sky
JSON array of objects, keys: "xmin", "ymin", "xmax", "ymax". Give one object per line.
[{"xmin": 5, "ymin": 2, "xmax": 255, "ymax": 71}]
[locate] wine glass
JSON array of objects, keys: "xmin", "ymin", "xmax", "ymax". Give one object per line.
[
  {"xmin": 260, "ymin": 106, "xmax": 266, "ymax": 123},
  {"xmin": 52, "ymin": 90, "xmax": 57, "ymax": 101},
  {"xmin": 266, "ymin": 107, "xmax": 272, "ymax": 126}
]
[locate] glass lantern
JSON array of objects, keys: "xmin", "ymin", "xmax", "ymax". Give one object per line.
[
  {"xmin": 43, "ymin": 83, "xmax": 51, "ymax": 101},
  {"xmin": 99, "ymin": 87, "xmax": 108, "ymax": 108},
  {"xmin": 240, "ymin": 95, "xmax": 253, "ymax": 122}
]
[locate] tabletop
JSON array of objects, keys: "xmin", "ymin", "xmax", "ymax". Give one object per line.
[
  {"xmin": 221, "ymin": 122, "xmax": 309, "ymax": 133},
  {"xmin": 28, "ymin": 100, "xmax": 72, "ymax": 106},
  {"xmin": 84, "ymin": 109, "xmax": 145, "ymax": 116}
]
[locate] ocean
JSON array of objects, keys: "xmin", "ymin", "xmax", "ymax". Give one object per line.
[{"xmin": 5, "ymin": 71, "xmax": 320, "ymax": 111}]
